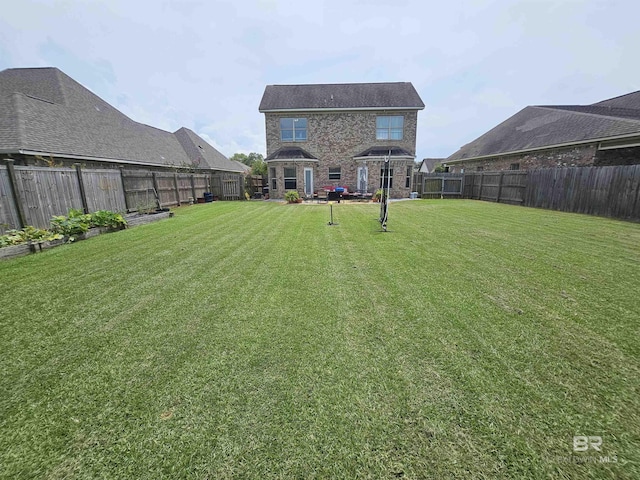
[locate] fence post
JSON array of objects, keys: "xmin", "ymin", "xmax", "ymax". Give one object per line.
[
  {"xmin": 4, "ymin": 159, "xmax": 27, "ymax": 228},
  {"xmin": 152, "ymin": 172, "xmax": 162, "ymax": 208},
  {"xmin": 119, "ymin": 167, "xmax": 131, "ymax": 212},
  {"xmin": 173, "ymin": 173, "xmax": 181, "ymax": 206},
  {"xmin": 478, "ymin": 173, "xmax": 484, "ymax": 200},
  {"xmin": 496, "ymin": 171, "xmax": 504, "ymax": 203},
  {"xmin": 190, "ymin": 174, "xmax": 197, "ymax": 201},
  {"xmin": 74, "ymin": 164, "xmax": 90, "ymax": 213}
]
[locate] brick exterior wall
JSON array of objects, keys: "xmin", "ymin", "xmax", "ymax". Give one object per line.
[
  {"xmin": 265, "ymin": 110, "xmax": 418, "ymax": 198},
  {"xmin": 446, "ymin": 144, "xmax": 599, "ymax": 173},
  {"xmin": 594, "ymin": 146, "xmax": 640, "ymax": 166}
]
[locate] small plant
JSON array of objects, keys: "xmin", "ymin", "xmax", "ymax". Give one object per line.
[
  {"xmin": 136, "ymin": 202, "xmax": 157, "ymax": 214},
  {"xmin": 50, "ymin": 209, "xmax": 91, "ymax": 238},
  {"xmin": 90, "ymin": 210, "xmax": 127, "ymax": 229},
  {"xmin": 373, "ymin": 189, "xmax": 384, "ymax": 201},
  {"xmin": 0, "ymin": 226, "xmax": 62, "ymax": 248},
  {"xmin": 284, "ymin": 190, "xmax": 300, "ymax": 203}
]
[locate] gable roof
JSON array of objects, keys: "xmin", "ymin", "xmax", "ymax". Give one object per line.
[
  {"xmin": 419, "ymin": 158, "xmax": 444, "ymax": 173},
  {"xmin": 0, "ymin": 67, "xmax": 242, "ymax": 172},
  {"xmin": 447, "ymin": 90, "xmax": 640, "ymax": 163},
  {"xmin": 173, "ymin": 127, "xmax": 243, "ymax": 171},
  {"xmin": 259, "ymin": 82, "xmax": 425, "ymax": 112}
]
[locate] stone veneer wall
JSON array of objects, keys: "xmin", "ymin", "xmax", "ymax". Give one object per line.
[
  {"xmin": 594, "ymin": 146, "xmax": 640, "ymax": 166},
  {"xmin": 265, "ymin": 110, "xmax": 418, "ymax": 198},
  {"xmin": 447, "ymin": 144, "xmax": 599, "ymax": 173}
]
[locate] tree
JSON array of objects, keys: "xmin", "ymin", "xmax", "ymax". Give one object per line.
[
  {"xmin": 250, "ymin": 159, "xmax": 267, "ymax": 176},
  {"xmin": 229, "ymin": 153, "xmax": 249, "ymax": 165},
  {"xmin": 229, "ymin": 152, "xmax": 264, "ymax": 167},
  {"xmin": 232, "ymin": 152, "xmax": 268, "ymax": 196}
]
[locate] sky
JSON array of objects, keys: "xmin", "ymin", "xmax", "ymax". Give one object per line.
[{"xmin": 0, "ymin": 0, "xmax": 638, "ymax": 162}]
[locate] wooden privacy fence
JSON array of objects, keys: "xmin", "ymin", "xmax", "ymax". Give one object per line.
[
  {"xmin": 413, "ymin": 173, "xmax": 464, "ymax": 198},
  {"xmin": 121, "ymin": 170, "xmax": 213, "ymax": 211},
  {"xmin": 463, "ymin": 165, "xmax": 640, "ymax": 220},
  {"xmin": 0, "ymin": 161, "xmax": 244, "ymax": 233},
  {"xmin": 463, "ymin": 171, "xmax": 528, "ymax": 205},
  {"xmin": 211, "ymin": 172, "xmax": 244, "ymax": 200}
]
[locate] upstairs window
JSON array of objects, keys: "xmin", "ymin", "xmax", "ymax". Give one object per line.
[
  {"xmin": 376, "ymin": 116, "xmax": 404, "ymax": 140},
  {"xmin": 280, "ymin": 118, "xmax": 307, "ymax": 142},
  {"xmin": 328, "ymin": 167, "xmax": 341, "ymax": 180},
  {"xmin": 510, "ymin": 163, "xmax": 520, "ymax": 170}
]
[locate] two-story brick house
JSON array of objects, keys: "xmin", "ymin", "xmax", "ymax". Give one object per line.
[{"xmin": 258, "ymin": 82, "xmax": 424, "ymax": 199}]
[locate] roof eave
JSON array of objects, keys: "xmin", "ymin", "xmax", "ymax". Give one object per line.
[
  {"xmin": 354, "ymin": 155, "xmax": 415, "ymax": 162},
  {"xmin": 265, "ymin": 158, "xmax": 319, "ymax": 163},
  {"xmin": 259, "ymin": 106, "xmax": 425, "ymax": 113},
  {"xmin": 2, "ymin": 149, "xmax": 237, "ymax": 171}
]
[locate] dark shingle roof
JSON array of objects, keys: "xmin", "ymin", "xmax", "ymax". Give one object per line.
[
  {"xmin": 539, "ymin": 104, "xmax": 640, "ymax": 120},
  {"xmin": 265, "ymin": 146, "xmax": 318, "ymax": 161},
  {"xmin": 354, "ymin": 146, "xmax": 414, "ymax": 158},
  {"xmin": 420, "ymin": 158, "xmax": 444, "ymax": 172},
  {"xmin": 174, "ymin": 127, "xmax": 243, "ymax": 172},
  {"xmin": 0, "ymin": 67, "xmax": 240, "ymax": 171},
  {"xmin": 447, "ymin": 91, "xmax": 640, "ymax": 162},
  {"xmin": 593, "ymin": 90, "xmax": 640, "ymax": 110},
  {"xmin": 259, "ymin": 82, "xmax": 424, "ymax": 112}
]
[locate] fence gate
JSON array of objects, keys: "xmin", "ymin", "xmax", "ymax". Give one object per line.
[{"xmin": 414, "ymin": 173, "xmax": 464, "ymax": 198}]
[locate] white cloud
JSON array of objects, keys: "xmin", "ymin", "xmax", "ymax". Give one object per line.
[{"xmin": 1, "ymin": 0, "xmax": 639, "ymax": 160}]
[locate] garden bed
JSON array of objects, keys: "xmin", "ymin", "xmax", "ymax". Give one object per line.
[
  {"xmin": 1, "ymin": 211, "xmax": 173, "ymax": 261},
  {"xmin": 125, "ymin": 210, "xmax": 173, "ymax": 227}
]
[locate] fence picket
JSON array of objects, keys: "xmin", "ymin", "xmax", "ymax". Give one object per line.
[{"xmin": 0, "ymin": 164, "xmax": 244, "ymax": 232}]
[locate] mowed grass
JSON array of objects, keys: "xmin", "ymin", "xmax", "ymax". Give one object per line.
[{"xmin": 1, "ymin": 200, "xmax": 638, "ymax": 479}]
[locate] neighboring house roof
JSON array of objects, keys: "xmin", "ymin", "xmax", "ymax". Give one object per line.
[
  {"xmin": 0, "ymin": 67, "xmax": 242, "ymax": 172},
  {"xmin": 265, "ymin": 146, "xmax": 318, "ymax": 161},
  {"xmin": 419, "ymin": 158, "xmax": 443, "ymax": 173},
  {"xmin": 447, "ymin": 90, "xmax": 640, "ymax": 163},
  {"xmin": 593, "ymin": 90, "xmax": 640, "ymax": 110},
  {"xmin": 173, "ymin": 127, "xmax": 242, "ymax": 171},
  {"xmin": 259, "ymin": 82, "xmax": 425, "ymax": 112},
  {"xmin": 232, "ymin": 160, "xmax": 251, "ymax": 173}
]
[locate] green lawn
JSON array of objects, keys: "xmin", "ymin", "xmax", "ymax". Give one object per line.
[{"xmin": 1, "ymin": 200, "xmax": 638, "ymax": 479}]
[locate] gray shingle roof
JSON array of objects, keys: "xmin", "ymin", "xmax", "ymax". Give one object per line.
[
  {"xmin": 354, "ymin": 146, "xmax": 414, "ymax": 158},
  {"xmin": 0, "ymin": 67, "xmax": 240, "ymax": 171},
  {"xmin": 259, "ymin": 82, "xmax": 425, "ymax": 111},
  {"xmin": 447, "ymin": 91, "xmax": 640, "ymax": 162},
  {"xmin": 174, "ymin": 127, "xmax": 244, "ymax": 172},
  {"xmin": 593, "ymin": 90, "xmax": 640, "ymax": 110},
  {"xmin": 265, "ymin": 146, "xmax": 318, "ymax": 161},
  {"xmin": 419, "ymin": 158, "xmax": 444, "ymax": 172}
]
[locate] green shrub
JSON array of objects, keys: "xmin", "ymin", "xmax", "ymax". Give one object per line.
[
  {"xmin": 50, "ymin": 210, "xmax": 91, "ymax": 238},
  {"xmin": 284, "ymin": 190, "xmax": 300, "ymax": 203},
  {"xmin": 90, "ymin": 210, "xmax": 127, "ymax": 229},
  {"xmin": 0, "ymin": 226, "xmax": 63, "ymax": 248}
]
